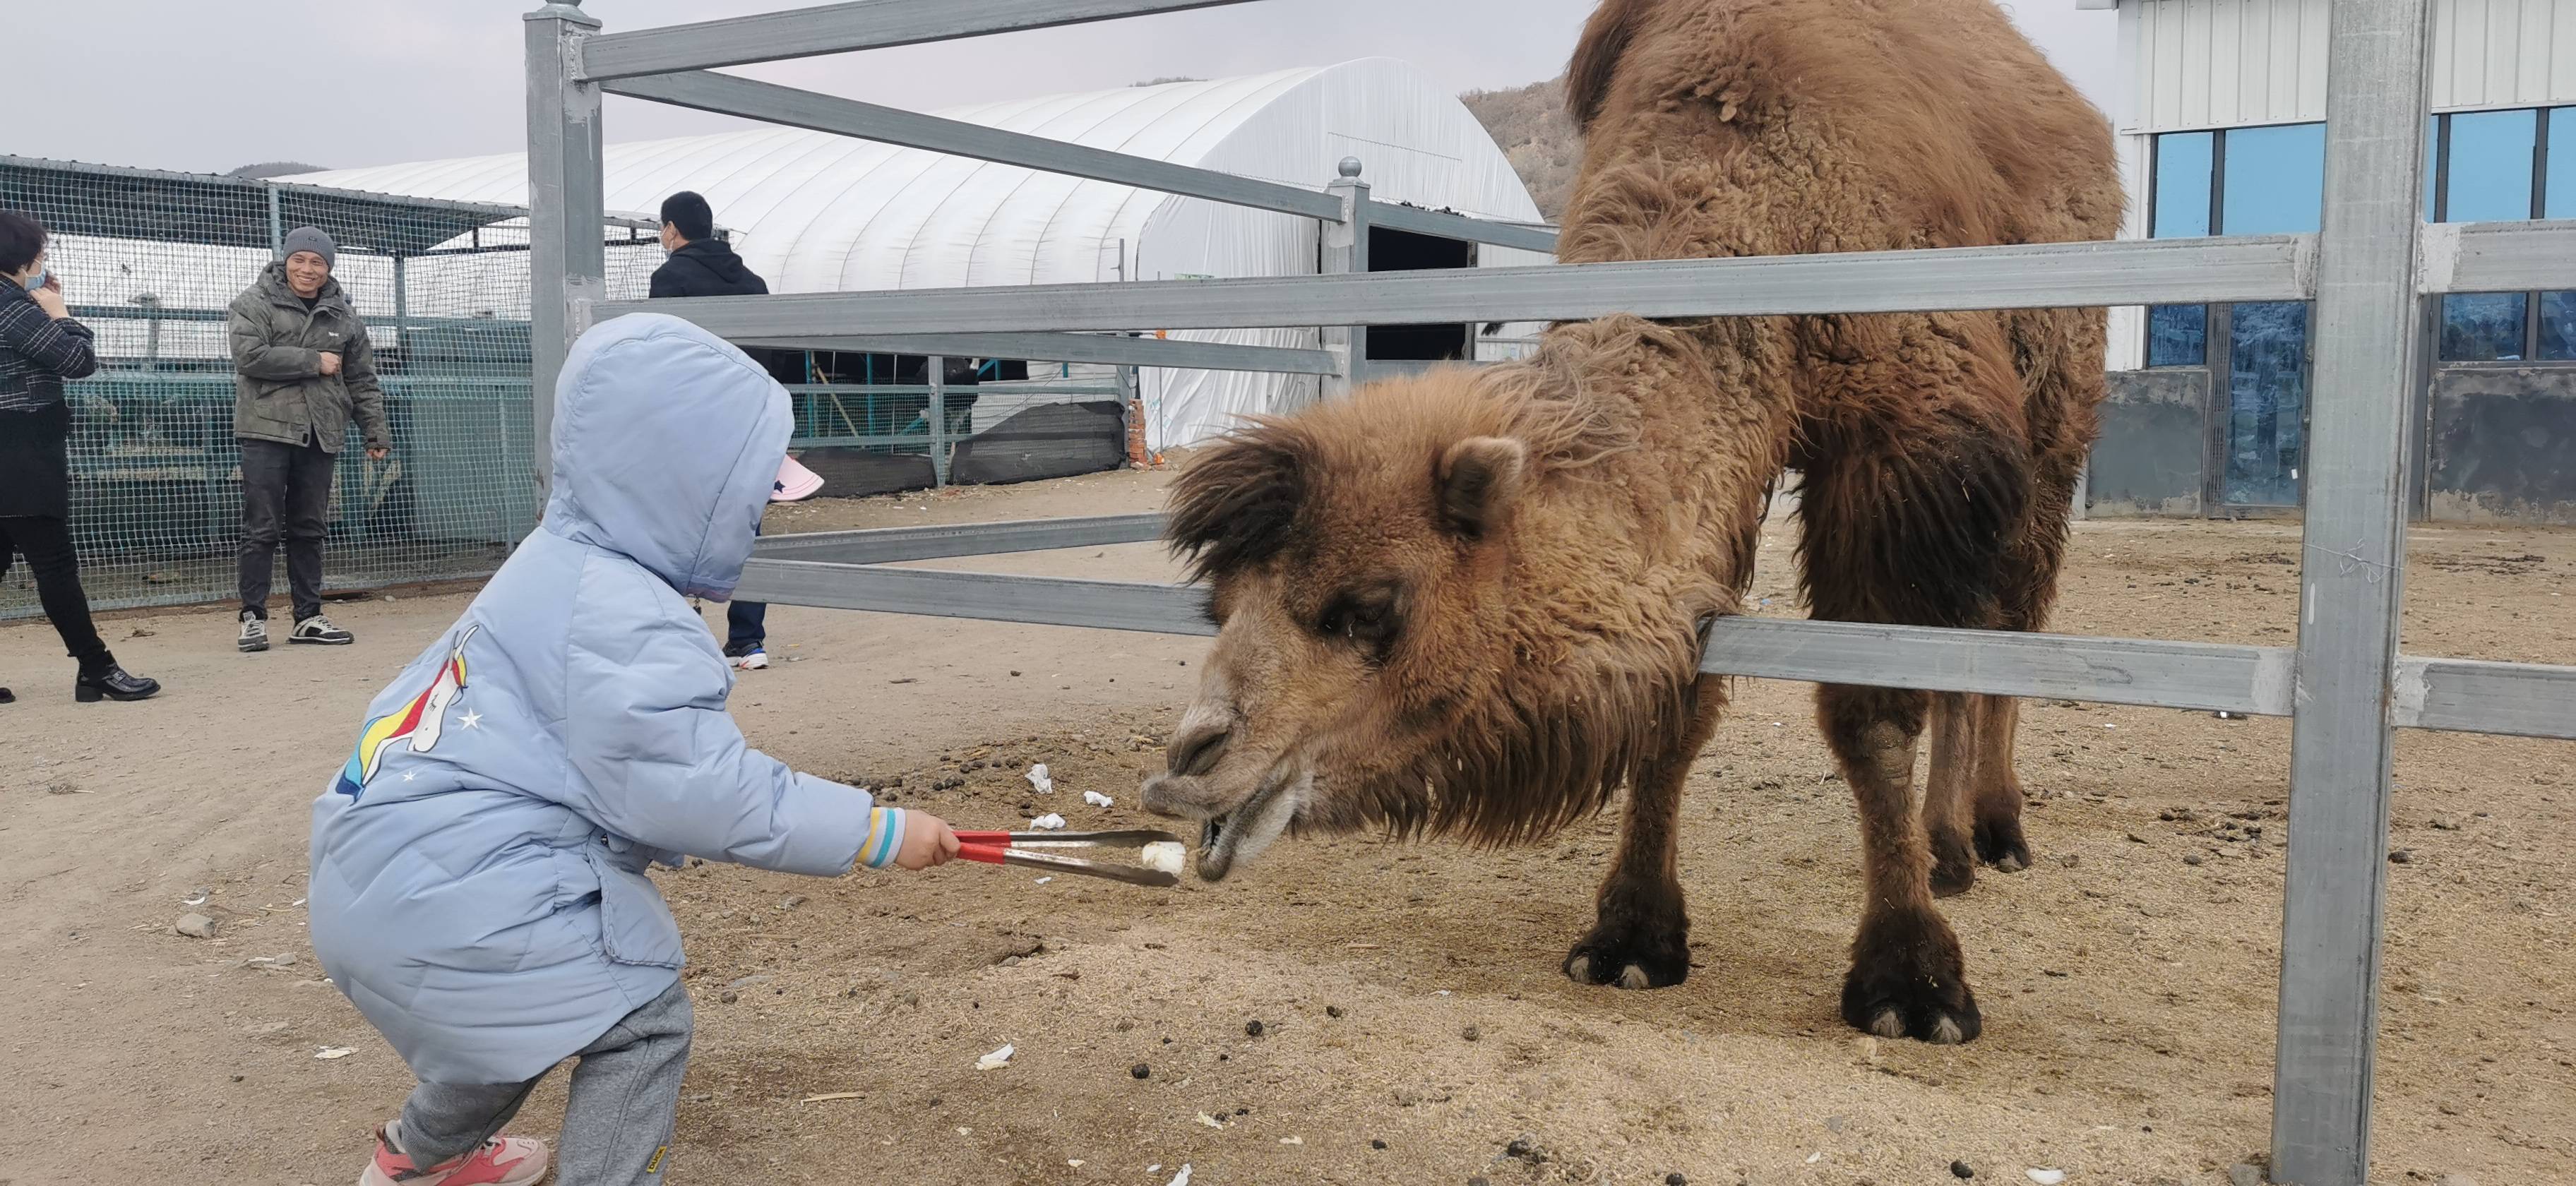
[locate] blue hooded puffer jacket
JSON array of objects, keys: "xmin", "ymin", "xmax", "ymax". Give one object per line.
[{"xmin": 308, "ymin": 313, "xmax": 891, "ymax": 1085}]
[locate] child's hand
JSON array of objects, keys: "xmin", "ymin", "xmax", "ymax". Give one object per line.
[{"xmin": 893, "ymin": 811, "xmax": 960, "ymax": 870}]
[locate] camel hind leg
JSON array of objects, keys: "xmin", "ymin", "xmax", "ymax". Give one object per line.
[
  {"xmin": 1795, "ymin": 315, "xmax": 2030, "ymax": 1041},
  {"xmin": 1966, "ymin": 306, "xmax": 2108, "ymax": 876}
]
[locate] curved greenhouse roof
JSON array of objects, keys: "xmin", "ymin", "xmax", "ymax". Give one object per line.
[{"xmin": 290, "ymin": 58, "xmax": 1548, "ymax": 446}]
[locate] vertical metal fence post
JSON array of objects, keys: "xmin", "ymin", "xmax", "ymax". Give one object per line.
[
  {"xmin": 392, "ymin": 253, "xmax": 410, "ymax": 360},
  {"xmin": 2272, "ymin": 1, "xmax": 2435, "ymax": 1182},
  {"xmin": 525, "ymin": 0, "xmax": 606, "ymax": 501},
  {"xmin": 1319, "ymin": 157, "xmax": 1369, "ymax": 402},
  {"xmin": 929, "ymin": 354, "xmax": 950, "ymax": 487},
  {"xmin": 266, "ymin": 186, "xmax": 283, "ymax": 258}
]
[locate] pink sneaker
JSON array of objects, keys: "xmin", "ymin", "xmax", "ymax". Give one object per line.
[{"xmin": 359, "ymin": 1125, "xmax": 550, "ymax": 1185}]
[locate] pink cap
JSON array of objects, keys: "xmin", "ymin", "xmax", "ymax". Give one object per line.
[{"xmin": 772, "ymin": 454, "xmax": 824, "ymax": 502}]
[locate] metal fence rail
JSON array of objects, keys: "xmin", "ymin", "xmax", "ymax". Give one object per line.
[{"xmin": 528, "ymin": 1, "xmax": 2572, "ymax": 1181}]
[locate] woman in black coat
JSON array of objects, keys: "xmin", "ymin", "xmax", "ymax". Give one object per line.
[{"xmin": 0, "ymin": 211, "xmax": 158, "ymax": 704}]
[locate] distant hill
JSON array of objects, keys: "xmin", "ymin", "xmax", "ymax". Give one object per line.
[
  {"xmin": 1459, "ymin": 76, "xmax": 1578, "ymax": 221},
  {"xmin": 227, "ymin": 161, "xmax": 326, "ymax": 180}
]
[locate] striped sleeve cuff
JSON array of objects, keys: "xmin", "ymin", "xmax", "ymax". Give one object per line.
[{"xmin": 857, "ymin": 807, "xmax": 907, "ymax": 870}]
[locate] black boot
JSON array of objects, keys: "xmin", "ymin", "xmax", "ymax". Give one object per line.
[{"xmin": 75, "ymin": 664, "xmax": 161, "ymax": 703}]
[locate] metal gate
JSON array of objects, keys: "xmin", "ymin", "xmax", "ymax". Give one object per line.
[{"xmin": 521, "ymin": 2, "xmax": 2576, "ymax": 1180}]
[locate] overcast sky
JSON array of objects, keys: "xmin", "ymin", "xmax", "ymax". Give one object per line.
[{"xmin": 16, "ymin": 1, "xmax": 2116, "ymax": 176}]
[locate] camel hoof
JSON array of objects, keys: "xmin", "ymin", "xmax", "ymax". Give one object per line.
[
  {"xmin": 1563, "ymin": 922, "xmax": 1688, "ymax": 990},
  {"xmin": 1976, "ymin": 813, "xmax": 2032, "ymax": 873},
  {"xmin": 1929, "ymin": 831, "xmax": 1977, "ymax": 898},
  {"xmin": 1841, "ymin": 907, "xmax": 1982, "ymax": 1045}
]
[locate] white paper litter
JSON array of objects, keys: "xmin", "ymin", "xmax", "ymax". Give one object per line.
[
  {"xmin": 1034, "ymin": 877, "xmax": 1054, "ymax": 885},
  {"xmin": 1195, "ymin": 1112, "xmax": 1227, "ymax": 1129},
  {"xmin": 1167, "ymin": 1166, "xmax": 1193, "ymax": 1186},
  {"xmin": 974, "ymin": 1043, "xmax": 1015, "ymax": 1071},
  {"xmin": 1140, "ymin": 841, "xmax": 1187, "ymax": 876},
  {"xmin": 314, "ymin": 1046, "xmax": 354, "ymax": 1060},
  {"xmin": 1025, "ymin": 764, "xmax": 1054, "ymax": 793},
  {"xmin": 1083, "ymin": 790, "xmax": 1114, "ymax": 807},
  {"xmin": 2025, "ymin": 1171, "xmax": 2067, "ymax": 1186},
  {"xmin": 1030, "ymin": 813, "xmax": 1068, "ymax": 830},
  {"xmin": 1279, "ymin": 1136, "xmax": 1304, "ymax": 1145}
]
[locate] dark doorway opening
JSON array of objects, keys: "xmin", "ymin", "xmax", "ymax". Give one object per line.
[{"xmin": 1366, "ymin": 225, "xmax": 1473, "ymax": 362}]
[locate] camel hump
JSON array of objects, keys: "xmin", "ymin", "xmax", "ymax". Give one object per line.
[{"xmin": 1567, "ymin": 0, "xmax": 1657, "ymax": 131}]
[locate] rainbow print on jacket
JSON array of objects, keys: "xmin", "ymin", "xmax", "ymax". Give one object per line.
[{"xmin": 333, "ymin": 625, "xmax": 480, "ymax": 799}]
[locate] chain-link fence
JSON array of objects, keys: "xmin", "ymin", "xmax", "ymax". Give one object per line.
[
  {"xmin": 1, "ymin": 156, "xmax": 659, "ymax": 619},
  {"xmin": 2, "ymin": 155, "xmax": 1142, "ymax": 620}
]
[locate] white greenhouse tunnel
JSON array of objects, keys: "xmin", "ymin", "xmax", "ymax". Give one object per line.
[{"xmin": 290, "ymin": 59, "xmax": 1553, "ymax": 450}]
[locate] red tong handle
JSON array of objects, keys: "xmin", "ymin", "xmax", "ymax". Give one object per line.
[
  {"xmin": 954, "ymin": 831, "xmax": 1015, "ymax": 845},
  {"xmin": 958, "ymin": 843, "xmax": 1008, "ymax": 864}
]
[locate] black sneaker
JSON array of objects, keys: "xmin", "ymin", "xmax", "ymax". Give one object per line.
[
  {"xmin": 290, "ymin": 613, "xmax": 355, "ymax": 645},
  {"xmin": 237, "ymin": 611, "xmax": 269, "ymax": 653},
  {"xmin": 76, "ymin": 664, "xmax": 162, "ymax": 703}
]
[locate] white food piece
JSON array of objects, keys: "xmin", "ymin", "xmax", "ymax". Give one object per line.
[
  {"xmin": 1140, "ymin": 841, "xmax": 1187, "ymax": 876},
  {"xmin": 2026, "ymin": 1171, "xmax": 2068, "ymax": 1186},
  {"xmin": 1025, "ymin": 763, "xmax": 1054, "ymax": 793},
  {"xmin": 314, "ymin": 1046, "xmax": 354, "ymax": 1060},
  {"xmin": 1034, "ymin": 877, "xmax": 1054, "ymax": 885},
  {"xmin": 1168, "ymin": 1165, "xmax": 1193, "ymax": 1186},
  {"xmin": 974, "ymin": 1043, "xmax": 1015, "ymax": 1071},
  {"xmin": 1031, "ymin": 813, "xmax": 1068, "ymax": 830},
  {"xmin": 1083, "ymin": 790, "xmax": 1115, "ymax": 808}
]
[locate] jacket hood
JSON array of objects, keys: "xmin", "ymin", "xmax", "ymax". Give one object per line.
[
  {"xmin": 671, "ymin": 239, "xmax": 757, "ymax": 286},
  {"xmin": 256, "ymin": 261, "xmax": 350, "ymax": 311},
  {"xmin": 542, "ymin": 313, "xmax": 788, "ymax": 600}
]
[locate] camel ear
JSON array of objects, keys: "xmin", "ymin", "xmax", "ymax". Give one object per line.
[
  {"xmin": 1436, "ymin": 436, "xmax": 1527, "ymax": 539},
  {"xmin": 1167, "ymin": 426, "xmax": 1309, "ymax": 580}
]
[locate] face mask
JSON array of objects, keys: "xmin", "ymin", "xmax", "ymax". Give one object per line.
[{"xmin": 17, "ymin": 267, "xmax": 42, "ymax": 292}]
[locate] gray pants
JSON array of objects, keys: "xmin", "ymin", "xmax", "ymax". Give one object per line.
[{"xmin": 393, "ymin": 981, "xmax": 692, "ymax": 1185}]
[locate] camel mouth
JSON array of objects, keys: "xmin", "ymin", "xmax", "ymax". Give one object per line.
[{"xmin": 1188, "ymin": 759, "xmax": 1308, "ymax": 882}]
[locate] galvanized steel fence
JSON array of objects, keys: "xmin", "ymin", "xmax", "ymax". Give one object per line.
[{"xmin": 521, "ymin": 3, "xmax": 2576, "ymax": 1182}]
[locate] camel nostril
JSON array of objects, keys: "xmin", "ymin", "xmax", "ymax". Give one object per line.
[{"xmin": 1168, "ymin": 725, "xmax": 1230, "ymax": 777}]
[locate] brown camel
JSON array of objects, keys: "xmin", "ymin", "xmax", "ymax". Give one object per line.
[{"xmin": 1139, "ymin": 0, "xmax": 2121, "ymax": 1044}]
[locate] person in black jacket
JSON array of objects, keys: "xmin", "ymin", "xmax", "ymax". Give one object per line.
[
  {"xmin": 0, "ymin": 211, "xmax": 159, "ymax": 704},
  {"xmin": 649, "ymin": 191, "xmax": 798, "ymax": 671}
]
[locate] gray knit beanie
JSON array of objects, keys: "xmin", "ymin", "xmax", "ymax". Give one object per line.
[{"xmin": 280, "ymin": 227, "xmax": 337, "ymax": 270}]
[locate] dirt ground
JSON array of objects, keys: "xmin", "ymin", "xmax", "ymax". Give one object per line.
[{"xmin": 4, "ymin": 469, "xmax": 2571, "ymax": 1186}]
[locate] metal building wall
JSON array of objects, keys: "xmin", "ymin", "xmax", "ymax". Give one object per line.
[{"xmin": 2118, "ymin": 0, "xmax": 2576, "ymax": 134}]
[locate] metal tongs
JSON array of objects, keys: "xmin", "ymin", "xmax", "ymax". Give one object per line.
[{"xmin": 955, "ymin": 828, "xmax": 1186, "ymax": 887}]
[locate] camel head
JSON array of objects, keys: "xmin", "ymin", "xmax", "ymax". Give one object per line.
[{"xmin": 1141, "ymin": 348, "xmax": 1727, "ymax": 880}]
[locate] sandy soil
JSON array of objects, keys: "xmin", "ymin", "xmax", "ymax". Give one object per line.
[{"xmin": 3, "ymin": 471, "xmax": 2570, "ymax": 1186}]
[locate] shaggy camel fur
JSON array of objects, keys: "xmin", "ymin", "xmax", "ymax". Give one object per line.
[{"xmin": 1140, "ymin": 0, "xmax": 2121, "ymax": 1045}]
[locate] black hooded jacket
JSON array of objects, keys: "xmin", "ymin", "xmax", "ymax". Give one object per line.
[{"xmin": 648, "ymin": 239, "xmax": 800, "ymax": 382}]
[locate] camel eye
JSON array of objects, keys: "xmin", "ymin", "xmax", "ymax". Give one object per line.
[{"xmin": 1316, "ymin": 587, "xmax": 1400, "ymax": 649}]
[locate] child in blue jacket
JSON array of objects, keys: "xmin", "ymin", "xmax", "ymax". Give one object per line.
[{"xmin": 309, "ymin": 313, "xmax": 958, "ymax": 1185}]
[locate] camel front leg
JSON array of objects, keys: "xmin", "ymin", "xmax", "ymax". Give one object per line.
[
  {"xmin": 1819, "ymin": 683, "xmax": 1981, "ymax": 1043},
  {"xmin": 1563, "ymin": 675, "xmax": 1724, "ymax": 990}
]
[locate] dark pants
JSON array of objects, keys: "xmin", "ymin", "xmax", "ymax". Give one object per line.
[
  {"xmin": 238, "ymin": 437, "xmax": 335, "ymax": 622},
  {"xmin": 725, "ymin": 521, "xmax": 766, "ymax": 655},
  {"xmin": 0, "ymin": 515, "xmax": 113, "ymax": 675}
]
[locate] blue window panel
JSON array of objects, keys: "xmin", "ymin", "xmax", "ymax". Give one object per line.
[
  {"xmin": 2540, "ymin": 292, "xmax": 2576, "ymax": 360},
  {"xmin": 2440, "ymin": 293, "xmax": 2530, "ymax": 361},
  {"xmin": 2152, "ymin": 131, "xmax": 2214, "ymax": 239},
  {"xmin": 2428, "ymin": 115, "xmax": 2442, "ymax": 220},
  {"xmin": 2147, "ymin": 305, "xmax": 2208, "ymax": 367},
  {"xmin": 2550, "ymin": 109, "xmax": 2576, "ymax": 218},
  {"xmin": 2443, "ymin": 109, "xmax": 2538, "ymax": 224},
  {"xmin": 2224, "ymin": 301, "xmax": 2310, "ymax": 506},
  {"xmin": 2222, "ymin": 124, "xmax": 2327, "ymax": 235}
]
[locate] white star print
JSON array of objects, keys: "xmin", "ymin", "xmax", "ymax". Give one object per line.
[
  {"xmin": 458, "ymin": 709, "xmax": 484, "ymax": 731},
  {"xmin": 402, "ymin": 771, "xmax": 417, "ymax": 782}
]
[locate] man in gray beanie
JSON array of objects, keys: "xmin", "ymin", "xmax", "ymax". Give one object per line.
[{"xmin": 225, "ymin": 226, "xmax": 390, "ymax": 651}]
